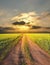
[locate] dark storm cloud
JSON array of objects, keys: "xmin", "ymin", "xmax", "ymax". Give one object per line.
[
  {"xmin": 0, "ymin": 27, "xmax": 15, "ymax": 32},
  {"xmin": 12, "ymin": 21, "xmax": 25, "ymax": 25},
  {"xmin": 3, "ymin": 27, "xmax": 15, "ymax": 30},
  {"xmin": 0, "ymin": 26, "xmax": 15, "ymax": 33},
  {"xmin": 32, "ymin": 25, "xmax": 42, "ymax": 29}
]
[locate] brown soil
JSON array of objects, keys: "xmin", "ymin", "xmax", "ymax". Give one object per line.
[
  {"xmin": 26, "ymin": 36, "xmax": 50, "ymax": 65},
  {"xmin": 1, "ymin": 38, "xmax": 25, "ymax": 65}
]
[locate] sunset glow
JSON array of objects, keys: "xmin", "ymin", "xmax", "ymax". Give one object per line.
[
  {"xmin": 16, "ymin": 25, "xmax": 30, "ymax": 31},
  {"xmin": 0, "ymin": 0, "xmax": 50, "ymax": 33}
]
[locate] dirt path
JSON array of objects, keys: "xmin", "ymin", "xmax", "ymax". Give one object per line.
[
  {"xmin": 26, "ymin": 36, "xmax": 50, "ymax": 65},
  {"xmin": 1, "ymin": 35, "xmax": 50, "ymax": 65},
  {"xmin": 21, "ymin": 35, "xmax": 34, "ymax": 65},
  {"xmin": 1, "ymin": 35, "xmax": 33, "ymax": 65},
  {"xmin": 1, "ymin": 38, "xmax": 25, "ymax": 65}
]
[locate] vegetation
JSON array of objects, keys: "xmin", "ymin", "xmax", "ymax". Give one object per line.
[
  {"xmin": 0, "ymin": 33, "xmax": 50, "ymax": 64},
  {"xmin": 23, "ymin": 39, "xmax": 34, "ymax": 65},
  {"xmin": 0, "ymin": 34, "xmax": 21, "ymax": 62},
  {"xmin": 24, "ymin": 42, "xmax": 31, "ymax": 59},
  {"xmin": 28, "ymin": 33, "xmax": 50, "ymax": 54}
]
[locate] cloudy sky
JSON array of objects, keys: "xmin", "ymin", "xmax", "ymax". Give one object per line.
[{"xmin": 0, "ymin": 0, "xmax": 50, "ymax": 27}]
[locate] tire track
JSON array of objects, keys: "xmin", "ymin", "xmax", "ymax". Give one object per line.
[
  {"xmin": 1, "ymin": 38, "xmax": 25, "ymax": 65},
  {"xmin": 21, "ymin": 35, "xmax": 34, "ymax": 65},
  {"xmin": 26, "ymin": 36, "xmax": 50, "ymax": 65}
]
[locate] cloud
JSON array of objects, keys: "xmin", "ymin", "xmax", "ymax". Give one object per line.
[
  {"xmin": 0, "ymin": 11, "xmax": 4, "ymax": 16},
  {"xmin": 32, "ymin": 25, "xmax": 42, "ymax": 29},
  {"xmin": 0, "ymin": 9, "xmax": 11, "ymax": 24},
  {"xmin": 0, "ymin": 9, "xmax": 18, "ymax": 24},
  {"xmin": 0, "ymin": 10, "xmax": 50, "ymax": 27},
  {"xmin": 0, "ymin": 26, "xmax": 16, "ymax": 33},
  {"xmin": 28, "ymin": 12, "xmax": 37, "ymax": 16},
  {"xmin": 13, "ymin": 9, "xmax": 18, "ymax": 12},
  {"xmin": 11, "ymin": 11, "xmax": 50, "ymax": 27},
  {"xmin": 11, "ymin": 12, "xmax": 39, "ymax": 24},
  {"xmin": 13, "ymin": 21, "xmax": 25, "ymax": 25},
  {"xmin": 0, "ymin": 9, "xmax": 9, "ymax": 17},
  {"xmin": 40, "ymin": 12, "xmax": 50, "ymax": 19},
  {"xmin": 35, "ymin": 11, "xmax": 50, "ymax": 27},
  {"xmin": 3, "ymin": 27, "xmax": 15, "ymax": 30}
]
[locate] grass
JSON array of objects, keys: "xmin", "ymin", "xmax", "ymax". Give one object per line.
[
  {"xmin": 0, "ymin": 34, "xmax": 21, "ymax": 63},
  {"xmin": 28, "ymin": 33, "xmax": 50, "ymax": 54},
  {"xmin": 23, "ymin": 39, "xmax": 34, "ymax": 65},
  {"xmin": 24, "ymin": 42, "xmax": 31, "ymax": 59}
]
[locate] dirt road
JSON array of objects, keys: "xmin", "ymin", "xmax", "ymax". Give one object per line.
[
  {"xmin": 21, "ymin": 35, "xmax": 34, "ymax": 65},
  {"xmin": 1, "ymin": 35, "xmax": 33, "ymax": 65},
  {"xmin": 26, "ymin": 36, "xmax": 50, "ymax": 65},
  {"xmin": 1, "ymin": 38, "xmax": 25, "ymax": 65},
  {"xmin": 1, "ymin": 35, "xmax": 50, "ymax": 65}
]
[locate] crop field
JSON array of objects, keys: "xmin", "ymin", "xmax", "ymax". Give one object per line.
[
  {"xmin": 0, "ymin": 34, "xmax": 21, "ymax": 63},
  {"xmin": 28, "ymin": 34, "xmax": 50, "ymax": 54},
  {"xmin": 0, "ymin": 34, "xmax": 50, "ymax": 65}
]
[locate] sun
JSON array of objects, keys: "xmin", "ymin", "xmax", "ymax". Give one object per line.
[{"xmin": 17, "ymin": 25, "xmax": 30, "ymax": 31}]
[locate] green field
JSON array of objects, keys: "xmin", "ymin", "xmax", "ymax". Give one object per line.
[
  {"xmin": 28, "ymin": 33, "xmax": 50, "ymax": 54},
  {"xmin": 0, "ymin": 34, "xmax": 21, "ymax": 62},
  {"xmin": 0, "ymin": 33, "xmax": 50, "ymax": 63}
]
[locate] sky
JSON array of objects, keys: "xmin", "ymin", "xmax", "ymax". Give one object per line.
[{"xmin": 0, "ymin": 0, "xmax": 50, "ymax": 27}]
